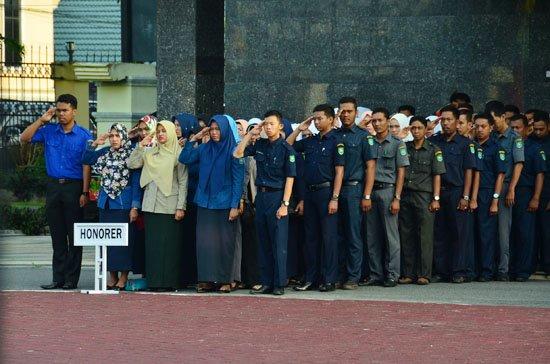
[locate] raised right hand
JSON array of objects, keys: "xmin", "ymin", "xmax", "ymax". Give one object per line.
[
  {"xmin": 40, "ymin": 107, "xmax": 56, "ymax": 123},
  {"xmin": 140, "ymin": 130, "xmax": 155, "ymax": 147},
  {"xmin": 298, "ymin": 116, "xmax": 314, "ymax": 131},
  {"xmin": 192, "ymin": 127, "xmax": 210, "ymax": 142},
  {"xmin": 92, "ymin": 132, "xmax": 110, "ymax": 147}
]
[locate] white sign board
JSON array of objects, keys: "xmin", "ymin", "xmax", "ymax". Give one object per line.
[{"xmin": 74, "ymin": 223, "xmax": 128, "ymax": 247}]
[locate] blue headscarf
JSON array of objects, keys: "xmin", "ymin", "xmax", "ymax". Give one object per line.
[
  {"xmin": 226, "ymin": 114, "xmax": 242, "ymax": 143},
  {"xmin": 171, "ymin": 113, "xmax": 199, "ymax": 138},
  {"xmin": 198, "ymin": 115, "xmax": 238, "ymax": 197},
  {"xmin": 282, "ymin": 118, "xmax": 293, "ymax": 139}
]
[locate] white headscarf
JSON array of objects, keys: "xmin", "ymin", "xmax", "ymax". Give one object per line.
[{"xmin": 391, "ymin": 113, "xmax": 413, "ymax": 142}]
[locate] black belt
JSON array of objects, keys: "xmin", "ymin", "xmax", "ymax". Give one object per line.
[
  {"xmin": 343, "ymin": 180, "xmax": 360, "ymax": 186},
  {"xmin": 307, "ymin": 182, "xmax": 332, "ymax": 191},
  {"xmin": 50, "ymin": 177, "xmax": 83, "ymax": 184},
  {"xmin": 440, "ymin": 185, "xmax": 460, "ymax": 191},
  {"xmin": 372, "ymin": 183, "xmax": 394, "ymax": 190},
  {"xmin": 260, "ymin": 186, "xmax": 283, "ymax": 193},
  {"xmin": 516, "ymin": 186, "xmax": 533, "ymax": 192}
]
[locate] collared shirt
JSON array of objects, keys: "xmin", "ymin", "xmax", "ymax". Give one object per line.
[
  {"xmin": 404, "ymin": 139, "xmax": 446, "ymax": 193},
  {"xmin": 517, "ymin": 138, "xmax": 546, "ymax": 187},
  {"xmin": 373, "ymin": 132, "xmax": 410, "ymax": 184},
  {"xmin": 476, "ymin": 138, "xmax": 507, "ymax": 189},
  {"xmin": 30, "ymin": 121, "xmax": 93, "ymax": 179},
  {"xmin": 335, "ymin": 125, "xmax": 377, "ymax": 182},
  {"xmin": 491, "ymin": 126, "xmax": 525, "ymax": 182},
  {"xmin": 293, "ymin": 130, "xmax": 345, "ymax": 185},
  {"xmin": 244, "ymin": 136, "xmax": 297, "ymax": 189},
  {"xmin": 531, "ymin": 135, "xmax": 550, "ymax": 197},
  {"xmin": 429, "ymin": 132, "xmax": 477, "ymax": 188}
]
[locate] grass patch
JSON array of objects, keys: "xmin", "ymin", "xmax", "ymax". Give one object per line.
[{"xmin": 10, "ymin": 201, "xmax": 45, "ymax": 208}]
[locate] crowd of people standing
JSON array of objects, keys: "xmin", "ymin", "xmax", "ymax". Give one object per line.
[{"xmin": 22, "ymin": 92, "xmax": 550, "ymax": 294}]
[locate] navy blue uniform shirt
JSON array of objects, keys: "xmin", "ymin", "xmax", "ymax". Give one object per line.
[
  {"xmin": 517, "ymin": 138, "xmax": 546, "ymax": 188},
  {"xmin": 430, "ymin": 132, "xmax": 477, "ymax": 188},
  {"xmin": 335, "ymin": 125, "xmax": 377, "ymax": 182},
  {"xmin": 293, "ymin": 130, "xmax": 345, "ymax": 185},
  {"xmin": 491, "ymin": 127, "xmax": 525, "ymax": 182},
  {"xmin": 244, "ymin": 136, "xmax": 297, "ymax": 189},
  {"xmin": 31, "ymin": 121, "xmax": 93, "ymax": 179},
  {"xmin": 477, "ymin": 138, "xmax": 507, "ymax": 189},
  {"xmin": 531, "ymin": 135, "xmax": 550, "ymax": 197}
]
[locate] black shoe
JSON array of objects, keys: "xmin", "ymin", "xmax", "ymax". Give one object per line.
[
  {"xmin": 478, "ymin": 276, "xmax": 492, "ymax": 282},
  {"xmin": 364, "ymin": 279, "xmax": 384, "ymax": 287},
  {"xmin": 293, "ymin": 281, "xmax": 318, "ymax": 291},
  {"xmin": 319, "ymin": 283, "xmax": 336, "ymax": 292},
  {"xmin": 515, "ymin": 276, "xmax": 527, "ymax": 282},
  {"xmin": 431, "ymin": 275, "xmax": 448, "ymax": 283},
  {"xmin": 62, "ymin": 283, "xmax": 77, "ymax": 290},
  {"xmin": 250, "ymin": 285, "xmax": 273, "ymax": 294},
  {"xmin": 41, "ymin": 282, "xmax": 63, "ymax": 290},
  {"xmin": 495, "ymin": 273, "xmax": 509, "ymax": 281},
  {"xmin": 452, "ymin": 276, "xmax": 465, "ymax": 284},
  {"xmin": 383, "ymin": 278, "xmax": 397, "ymax": 287},
  {"xmin": 463, "ymin": 276, "xmax": 473, "ymax": 283},
  {"xmin": 272, "ymin": 287, "xmax": 284, "ymax": 295}
]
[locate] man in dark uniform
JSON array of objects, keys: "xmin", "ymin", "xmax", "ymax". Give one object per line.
[
  {"xmin": 234, "ymin": 110, "xmax": 296, "ymax": 295},
  {"xmin": 399, "ymin": 116, "xmax": 446, "ymax": 285},
  {"xmin": 20, "ymin": 94, "xmax": 92, "ymax": 290},
  {"xmin": 531, "ymin": 110, "xmax": 550, "ymax": 278},
  {"xmin": 430, "ymin": 105, "xmax": 476, "ymax": 283},
  {"xmin": 287, "ymin": 104, "xmax": 344, "ymax": 292},
  {"xmin": 473, "ymin": 113, "xmax": 506, "ymax": 281},
  {"xmin": 509, "ymin": 115, "xmax": 546, "ymax": 281},
  {"xmin": 486, "ymin": 100, "xmax": 524, "ymax": 281},
  {"xmin": 364, "ymin": 107, "xmax": 409, "ymax": 288},
  {"xmin": 335, "ymin": 97, "xmax": 376, "ymax": 290}
]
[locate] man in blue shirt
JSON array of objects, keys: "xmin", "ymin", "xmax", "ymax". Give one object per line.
[
  {"xmin": 509, "ymin": 114, "xmax": 546, "ymax": 281},
  {"xmin": 430, "ymin": 105, "xmax": 477, "ymax": 283},
  {"xmin": 473, "ymin": 113, "xmax": 506, "ymax": 281},
  {"xmin": 20, "ymin": 94, "xmax": 93, "ymax": 290},
  {"xmin": 531, "ymin": 110, "xmax": 550, "ymax": 278},
  {"xmin": 234, "ymin": 110, "xmax": 296, "ymax": 295},
  {"xmin": 486, "ymin": 101, "xmax": 525, "ymax": 281},
  {"xmin": 335, "ymin": 97, "xmax": 376, "ymax": 290},
  {"xmin": 287, "ymin": 104, "xmax": 345, "ymax": 292}
]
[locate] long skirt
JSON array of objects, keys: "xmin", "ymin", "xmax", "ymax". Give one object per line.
[
  {"xmin": 181, "ymin": 205, "xmax": 198, "ymax": 286},
  {"xmin": 144, "ymin": 212, "xmax": 184, "ymax": 288},
  {"xmin": 196, "ymin": 207, "xmax": 237, "ymax": 284},
  {"xmin": 241, "ymin": 201, "xmax": 259, "ymax": 285},
  {"xmin": 99, "ymin": 208, "xmax": 134, "ymax": 272},
  {"xmin": 132, "ymin": 211, "xmax": 146, "ymax": 275}
]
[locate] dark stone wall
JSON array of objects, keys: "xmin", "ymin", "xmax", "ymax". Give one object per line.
[{"xmin": 224, "ymin": 0, "xmax": 550, "ymax": 121}]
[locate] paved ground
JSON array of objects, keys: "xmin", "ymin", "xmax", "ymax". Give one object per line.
[{"xmin": 1, "ymin": 234, "xmax": 550, "ymax": 363}]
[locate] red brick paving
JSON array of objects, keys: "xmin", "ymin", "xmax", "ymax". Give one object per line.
[{"xmin": 1, "ymin": 292, "xmax": 550, "ymax": 363}]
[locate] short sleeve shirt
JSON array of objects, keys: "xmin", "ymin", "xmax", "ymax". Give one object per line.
[
  {"xmin": 491, "ymin": 127, "xmax": 525, "ymax": 182},
  {"xmin": 517, "ymin": 138, "xmax": 547, "ymax": 188},
  {"xmin": 335, "ymin": 125, "xmax": 377, "ymax": 182},
  {"xmin": 31, "ymin": 122, "xmax": 93, "ymax": 179},
  {"xmin": 404, "ymin": 139, "xmax": 446, "ymax": 193},
  {"xmin": 293, "ymin": 130, "xmax": 345, "ymax": 185},
  {"xmin": 373, "ymin": 132, "xmax": 410, "ymax": 184},
  {"xmin": 477, "ymin": 138, "xmax": 507, "ymax": 189},
  {"xmin": 429, "ymin": 132, "xmax": 477, "ymax": 188},
  {"xmin": 244, "ymin": 136, "xmax": 297, "ymax": 189},
  {"xmin": 531, "ymin": 135, "xmax": 550, "ymax": 198}
]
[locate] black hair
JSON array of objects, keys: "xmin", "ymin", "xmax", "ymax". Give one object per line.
[
  {"xmin": 510, "ymin": 114, "xmax": 528, "ymax": 127},
  {"xmin": 313, "ymin": 104, "xmax": 335, "ymax": 118},
  {"xmin": 339, "ymin": 97, "xmax": 357, "ymax": 109},
  {"xmin": 398, "ymin": 105, "xmax": 416, "ymax": 115},
  {"xmin": 524, "ymin": 108, "xmax": 539, "ymax": 115},
  {"xmin": 56, "ymin": 94, "xmax": 78, "ymax": 109},
  {"xmin": 264, "ymin": 110, "xmax": 283, "ymax": 123},
  {"xmin": 450, "ymin": 92, "xmax": 471, "ymax": 104},
  {"xmin": 409, "ymin": 116, "xmax": 427, "ymax": 127},
  {"xmin": 459, "ymin": 110, "xmax": 473, "ymax": 123},
  {"xmin": 504, "ymin": 104, "xmax": 520, "ymax": 115},
  {"xmin": 458, "ymin": 103, "xmax": 474, "ymax": 112},
  {"xmin": 440, "ymin": 105, "xmax": 459, "ymax": 119},
  {"xmin": 372, "ymin": 107, "xmax": 390, "ymax": 120},
  {"xmin": 533, "ymin": 110, "xmax": 550, "ymax": 125},
  {"xmin": 474, "ymin": 112, "xmax": 495, "ymax": 126},
  {"xmin": 484, "ymin": 100, "xmax": 505, "ymax": 117}
]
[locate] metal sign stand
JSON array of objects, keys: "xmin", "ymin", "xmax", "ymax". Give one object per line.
[{"xmin": 81, "ymin": 245, "xmax": 118, "ymax": 295}]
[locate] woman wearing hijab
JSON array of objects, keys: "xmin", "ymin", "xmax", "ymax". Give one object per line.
[
  {"xmin": 390, "ymin": 113, "xmax": 414, "ymax": 142},
  {"xmin": 172, "ymin": 112, "xmax": 199, "ymax": 147},
  {"xmin": 82, "ymin": 123, "xmax": 142, "ymax": 290},
  {"xmin": 128, "ymin": 120, "xmax": 188, "ymax": 291},
  {"xmin": 179, "ymin": 115, "xmax": 245, "ymax": 293}
]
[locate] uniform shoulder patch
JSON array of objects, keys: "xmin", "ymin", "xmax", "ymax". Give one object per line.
[
  {"xmin": 289, "ymin": 154, "xmax": 296, "ymax": 163},
  {"xmin": 435, "ymin": 150, "xmax": 443, "ymax": 162},
  {"xmin": 239, "ymin": 158, "xmax": 245, "ymax": 164},
  {"xmin": 499, "ymin": 150, "xmax": 506, "ymax": 161},
  {"xmin": 399, "ymin": 145, "xmax": 407, "ymax": 156},
  {"xmin": 515, "ymin": 138, "xmax": 523, "ymax": 149},
  {"xmin": 338, "ymin": 146, "xmax": 344, "ymax": 155},
  {"xmin": 469, "ymin": 143, "xmax": 475, "ymax": 154},
  {"xmin": 366, "ymin": 135, "xmax": 374, "ymax": 146},
  {"xmin": 541, "ymin": 151, "xmax": 546, "ymax": 161},
  {"xmin": 477, "ymin": 148, "xmax": 483, "ymax": 160}
]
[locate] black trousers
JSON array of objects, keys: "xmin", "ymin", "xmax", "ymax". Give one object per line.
[{"xmin": 46, "ymin": 179, "xmax": 84, "ymax": 285}]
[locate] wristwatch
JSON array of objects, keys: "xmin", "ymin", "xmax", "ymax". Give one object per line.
[
  {"xmin": 363, "ymin": 194, "xmax": 371, "ymax": 200},
  {"xmin": 82, "ymin": 192, "xmax": 90, "ymax": 197},
  {"xmin": 463, "ymin": 195, "xmax": 470, "ymax": 201},
  {"xmin": 331, "ymin": 194, "xmax": 339, "ymax": 200},
  {"xmin": 493, "ymin": 193, "xmax": 499, "ymax": 199},
  {"xmin": 281, "ymin": 201, "xmax": 290, "ymax": 206},
  {"xmin": 433, "ymin": 195, "xmax": 440, "ymax": 201},
  {"xmin": 394, "ymin": 195, "xmax": 401, "ymax": 201}
]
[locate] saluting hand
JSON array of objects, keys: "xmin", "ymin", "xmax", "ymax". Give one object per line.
[
  {"xmin": 178, "ymin": 137, "xmax": 186, "ymax": 148},
  {"xmin": 192, "ymin": 127, "xmax": 210, "ymax": 142},
  {"xmin": 250, "ymin": 121, "xmax": 265, "ymax": 137},
  {"xmin": 427, "ymin": 116, "xmax": 442, "ymax": 131},
  {"xmin": 357, "ymin": 113, "xmax": 372, "ymax": 130},
  {"xmin": 92, "ymin": 132, "xmax": 110, "ymax": 147},
  {"xmin": 40, "ymin": 107, "xmax": 56, "ymax": 124},
  {"xmin": 128, "ymin": 126, "xmax": 139, "ymax": 139},
  {"xmin": 298, "ymin": 116, "xmax": 314, "ymax": 132},
  {"xmin": 397, "ymin": 126, "xmax": 412, "ymax": 140},
  {"xmin": 140, "ymin": 130, "xmax": 155, "ymax": 147}
]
